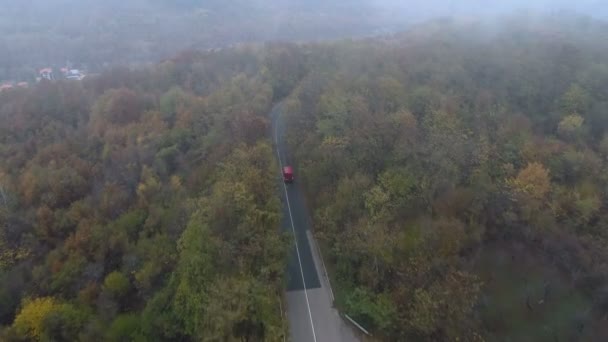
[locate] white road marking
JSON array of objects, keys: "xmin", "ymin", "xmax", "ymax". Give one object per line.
[
  {"xmin": 274, "ymin": 111, "xmax": 318, "ymax": 342},
  {"xmin": 274, "ymin": 110, "xmax": 282, "ymax": 148}
]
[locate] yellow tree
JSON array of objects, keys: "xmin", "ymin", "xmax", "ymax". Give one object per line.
[
  {"xmin": 12, "ymin": 297, "xmax": 60, "ymax": 340},
  {"xmin": 12, "ymin": 297, "xmax": 89, "ymax": 341},
  {"xmin": 509, "ymin": 162, "xmax": 552, "ymax": 225},
  {"xmin": 511, "ymin": 162, "xmax": 551, "ymax": 200}
]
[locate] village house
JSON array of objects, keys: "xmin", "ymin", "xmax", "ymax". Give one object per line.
[
  {"xmin": 0, "ymin": 83, "xmax": 14, "ymax": 92},
  {"xmin": 39, "ymin": 68, "xmax": 54, "ymax": 81}
]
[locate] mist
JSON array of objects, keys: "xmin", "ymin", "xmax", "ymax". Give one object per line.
[
  {"xmin": 3, "ymin": 1, "xmax": 608, "ymax": 341},
  {"xmin": 370, "ymin": 0, "xmax": 608, "ymax": 17},
  {"xmin": 1, "ymin": 0, "xmax": 607, "ymax": 82}
]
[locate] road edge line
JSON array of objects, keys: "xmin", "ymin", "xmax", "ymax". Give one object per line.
[{"xmin": 274, "ymin": 108, "xmax": 318, "ymax": 342}]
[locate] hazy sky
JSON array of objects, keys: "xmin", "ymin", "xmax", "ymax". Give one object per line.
[
  {"xmin": 368, "ymin": 0, "xmax": 608, "ymax": 19},
  {"xmin": 1, "ymin": 0, "xmax": 606, "ymax": 79}
]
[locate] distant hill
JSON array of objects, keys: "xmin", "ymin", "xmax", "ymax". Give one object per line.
[
  {"xmin": 1, "ymin": 0, "xmax": 607, "ymax": 82},
  {"xmin": 0, "ymin": 0, "xmax": 392, "ymax": 82}
]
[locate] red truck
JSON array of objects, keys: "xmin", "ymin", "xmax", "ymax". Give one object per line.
[{"xmin": 283, "ymin": 166, "xmax": 294, "ymax": 183}]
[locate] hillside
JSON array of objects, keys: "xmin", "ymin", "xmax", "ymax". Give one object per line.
[
  {"xmin": 282, "ymin": 14, "xmax": 608, "ymax": 340},
  {"xmin": 0, "ymin": 48, "xmax": 292, "ymax": 341},
  {"xmin": 3, "ymin": 0, "xmax": 607, "ymax": 83},
  {"xmin": 2, "ymin": 12, "xmax": 608, "ymax": 341},
  {"xmin": 0, "ymin": 0, "xmax": 395, "ymax": 83}
]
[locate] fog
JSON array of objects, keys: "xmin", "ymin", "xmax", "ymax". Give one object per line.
[
  {"xmin": 3, "ymin": 1, "xmax": 608, "ymax": 341},
  {"xmin": 1, "ymin": 0, "xmax": 607, "ymax": 82},
  {"xmin": 370, "ymin": 0, "xmax": 608, "ymax": 18}
]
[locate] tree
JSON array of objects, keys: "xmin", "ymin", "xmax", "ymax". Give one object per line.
[
  {"xmin": 40, "ymin": 303, "xmax": 89, "ymax": 342},
  {"xmin": 136, "ymin": 166, "xmax": 162, "ymax": 208},
  {"xmin": 106, "ymin": 314, "xmax": 142, "ymax": 342},
  {"xmin": 3, "ymin": 14, "xmax": 608, "ymax": 341},
  {"xmin": 316, "ymin": 89, "xmax": 350, "ymax": 138},
  {"xmin": 369, "ymin": 76, "xmax": 406, "ymax": 113},
  {"xmin": 599, "ymin": 134, "xmax": 608, "ymax": 158},
  {"xmin": 90, "ymin": 88, "xmax": 144, "ymax": 136},
  {"xmin": 408, "ymin": 270, "xmax": 482, "ymax": 340},
  {"xmin": 558, "ymin": 114, "xmax": 585, "ymax": 141},
  {"xmin": 560, "ymin": 84, "xmax": 590, "ymax": 115},
  {"xmin": 11, "ymin": 297, "xmax": 60, "ymax": 340},
  {"xmin": 510, "ymin": 162, "xmax": 551, "ymax": 200},
  {"xmin": 160, "ymin": 86, "xmax": 189, "ymax": 125},
  {"xmin": 171, "ymin": 211, "xmax": 215, "ymax": 338},
  {"xmin": 103, "ymin": 271, "xmax": 131, "ymax": 300},
  {"xmin": 408, "ymin": 288, "xmax": 439, "ymax": 335},
  {"xmin": 345, "ymin": 288, "xmax": 396, "ymax": 333}
]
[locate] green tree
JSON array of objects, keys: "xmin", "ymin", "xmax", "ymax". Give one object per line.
[
  {"xmin": 41, "ymin": 303, "xmax": 89, "ymax": 342},
  {"xmin": 560, "ymin": 84, "xmax": 590, "ymax": 115},
  {"xmin": 160, "ymin": 86, "xmax": 190, "ymax": 124},
  {"xmin": 172, "ymin": 211, "xmax": 215, "ymax": 338},
  {"xmin": 104, "ymin": 271, "xmax": 131, "ymax": 299},
  {"xmin": 345, "ymin": 288, "xmax": 396, "ymax": 332},
  {"xmin": 106, "ymin": 314, "xmax": 142, "ymax": 342}
]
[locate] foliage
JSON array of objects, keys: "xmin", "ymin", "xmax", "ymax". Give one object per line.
[
  {"xmin": 106, "ymin": 314, "xmax": 142, "ymax": 342},
  {"xmin": 0, "ymin": 46, "xmax": 288, "ymax": 341},
  {"xmin": 11, "ymin": 297, "xmax": 60, "ymax": 340},
  {"xmin": 9, "ymin": 297, "xmax": 87, "ymax": 341},
  {"xmin": 3, "ymin": 12, "xmax": 608, "ymax": 341},
  {"xmin": 510, "ymin": 162, "xmax": 551, "ymax": 200},
  {"xmin": 558, "ymin": 114, "xmax": 585, "ymax": 140},
  {"xmin": 283, "ymin": 14, "xmax": 608, "ymax": 340},
  {"xmin": 103, "ymin": 272, "xmax": 131, "ymax": 299}
]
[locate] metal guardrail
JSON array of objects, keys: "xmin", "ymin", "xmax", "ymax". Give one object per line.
[
  {"xmin": 309, "ymin": 231, "xmax": 335, "ymax": 302},
  {"xmin": 309, "ymin": 231, "xmax": 372, "ymax": 338},
  {"xmin": 344, "ymin": 314, "xmax": 372, "ymax": 336}
]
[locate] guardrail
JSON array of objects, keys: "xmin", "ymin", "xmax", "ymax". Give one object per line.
[
  {"xmin": 309, "ymin": 231, "xmax": 335, "ymax": 302},
  {"xmin": 344, "ymin": 314, "xmax": 372, "ymax": 336},
  {"xmin": 308, "ymin": 231, "xmax": 372, "ymax": 338}
]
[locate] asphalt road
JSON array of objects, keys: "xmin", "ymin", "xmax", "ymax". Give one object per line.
[{"xmin": 272, "ymin": 105, "xmax": 360, "ymax": 342}]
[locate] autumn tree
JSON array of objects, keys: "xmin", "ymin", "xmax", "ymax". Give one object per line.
[
  {"xmin": 510, "ymin": 162, "xmax": 551, "ymax": 200},
  {"xmin": 558, "ymin": 114, "xmax": 585, "ymax": 141},
  {"xmin": 9, "ymin": 297, "xmax": 88, "ymax": 341}
]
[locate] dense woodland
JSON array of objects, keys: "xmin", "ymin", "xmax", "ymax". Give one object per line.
[
  {"xmin": 2, "ymin": 12, "xmax": 608, "ymax": 342},
  {"xmin": 0, "ymin": 48, "xmax": 293, "ymax": 340},
  {"xmin": 283, "ymin": 15, "xmax": 608, "ymax": 341}
]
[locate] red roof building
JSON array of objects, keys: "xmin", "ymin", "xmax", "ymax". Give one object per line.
[{"xmin": 0, "ymin": 84, "xmax": 14, "ymax": 92}]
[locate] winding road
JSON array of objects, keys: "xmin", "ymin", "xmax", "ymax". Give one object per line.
[{"xmin": 272, "ymin": 105, "xmax": 360, "ymax": 342}]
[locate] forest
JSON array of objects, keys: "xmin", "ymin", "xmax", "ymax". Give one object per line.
[
  {"xmin": 0, "ymin": 48, "xmax": 293, "ymax": 340},
  {"xmin": 282, "ymin": 15, "xmax": 608, "ymax": 340},
  {"xmin": 2, "ymin": 11, "xmax": 608, "ymax": 341}
]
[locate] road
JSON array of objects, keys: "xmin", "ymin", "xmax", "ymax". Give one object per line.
[{"xmin": 271, "ymin": 105, "xmax": 360, "ymax": 342}]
